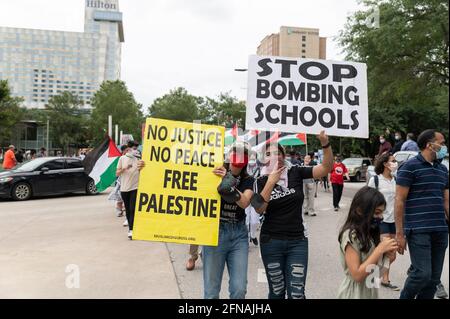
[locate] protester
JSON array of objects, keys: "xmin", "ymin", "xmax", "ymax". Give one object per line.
[
  {"xmin": 392, "ymin": 131, "xmax": 405, "ymax": 153},
  {"xmin": 202, "ymin": 142, "xmax": 254, "ymax": 299},
  {"xmin": 289, "ymin": 151, "xmax": 301, "ymax": 165},
  {"xmin": 400, "ymin": 133, "xmax": 420, "ymax": 152},
  {"xmin": 15, "ymin": 149, "xmax": 24, "ymax": 163},
  {"xmin": 337, "ymin": 186, "xmax": 398, "ymax": 299},
  {"xmin": 29, "ymin": 149, "xmax": 36, "ymax": 160},
  {"xmin": 302, "ymin": 155, "xmax": 317, "ymax": 217},
  {"xmin": 116, "ymin": 144, "xmax": 142, "ymax": 240},
  {"xmin": 367, "ymin": 152, "xmax": 399, "ymax": 290},
  {"xmin": 378, "ymin": 135, "xmax": 392, "ymax": 156},
  {"xmin": 2, "ymin": 145, "xmax": 17, "ymax": 170},
  {"xmin": 37, "ymin": 147, "xmax": 46, "ymax": 158},
  {"xmin": 252, "ymin": 131, "xmax": 333, "ymax": 299},
  {"xmin": 395, "ymin": 129, "xmax": 449, "ymax": 299},
  {"xmin": 186, "ymin": 245, "xmax": 200, "ymax": 271},
  {"xmin": 330, "ymin": 154, "xmax": 350, "ymax": 212}
]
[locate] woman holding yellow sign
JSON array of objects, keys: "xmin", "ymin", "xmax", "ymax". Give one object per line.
[{"xmin": 202, "ymin": 142, "xmax": 255, "ymax": 299}]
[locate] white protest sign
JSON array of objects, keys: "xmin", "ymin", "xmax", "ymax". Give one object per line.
[{"xmin": 245, "ymin": 55, "xmax": 368, "ymax": 138}]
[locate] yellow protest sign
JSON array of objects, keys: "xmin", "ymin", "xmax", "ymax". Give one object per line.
[{"xmin": 133, "ymin": 118, "xmax": 224, "ymax": 246}]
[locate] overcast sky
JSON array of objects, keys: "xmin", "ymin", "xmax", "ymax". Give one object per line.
[{"xmin": 0, "ymin": 0, "xmax": 362, "ymax": 111}]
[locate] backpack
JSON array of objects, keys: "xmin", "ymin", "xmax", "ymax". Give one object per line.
[{"xmin": 373, "ymin": 174, "xmax": 396, "ymax": 190}]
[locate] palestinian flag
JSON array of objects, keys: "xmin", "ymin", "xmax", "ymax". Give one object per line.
[
  {"xmin": 277, "ymin": 133, "xmax": 307, "ymax": 146},
  {"xmin": 83, "ymin": 136, "xmax": 122, "ymax": 193},
  {"xmin": 224, "ymin": 124, "xmax": 239, "ymax": 146}
]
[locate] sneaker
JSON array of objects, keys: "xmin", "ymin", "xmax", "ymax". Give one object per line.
[
  {"xmin": 186, "ymin": 257, "xmax": 197, "ymax": 271},
  {"xmin": 123, "ymin": 219, "xmax": 129, "ymax": 227},
  {"xmin": 127, "ymin": 230, "xmax": 132, "ymax": 240},
  {"xmin": 251, "ymin": 237, "xmax": 258, "ymax": 246},
  {"xmin": 381, "ymin": 281, "xmax": 400, "ymax": 291},
  {"xmin": 304, "ymin": 211, "xmax": 309, "ymax": 215},
  {"xmin": 310, "ymin": 212, "xmax": 317, "ymax": 216},
  {"xmin": 436, "ymin": 283, "xmax": 449, "ymax": 299},
  {"xmin": 334, "ymin": 207, "xmax": 339, "ymax": 212}
]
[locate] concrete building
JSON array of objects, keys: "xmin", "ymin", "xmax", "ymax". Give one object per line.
[
  {"xmin": 257, "ymin": 26, "xmax": 326, "ymax": 59},
  {"xmin": 0, "ymin": 0, "xmax": 124, "ymax": 152},
  {"xmin": 0, "ymin": 0, "xmax": 124, "ymax": 110}
]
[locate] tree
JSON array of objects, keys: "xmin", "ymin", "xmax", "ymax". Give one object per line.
[
  {"xmin": 90, "ymin": 80, "xmax": 144, "ymax": 144},
  {"xmin": 45, "ymin": 92, "xmax": 88, "ymax": 154},
  {"xmin": 0, "ymin": 80, "xmax": 23, "ymax": 146},
  {"xmin": 201, "ymin": 92, "xmax": 246, "ymax": 128},
  {"xmin": 148, "ymin": 87, "xmax": 203, "ymax": 123},
  {"xmin": 338, "ymin": 0, "xmax": 449, "ymax": 156}
]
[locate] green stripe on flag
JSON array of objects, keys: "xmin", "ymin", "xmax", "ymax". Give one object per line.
[{"xmin": 95, "ymin": 157, "xmax": 120, "ymax": 193}]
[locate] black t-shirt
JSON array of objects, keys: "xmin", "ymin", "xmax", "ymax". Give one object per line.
[
  {"xmin": 256, "ymin": 165, "xmax": 314, "ymax": 239},
  {"xmin": 220, "ymin": 175, "xmax": 255, "ymax": 223}
]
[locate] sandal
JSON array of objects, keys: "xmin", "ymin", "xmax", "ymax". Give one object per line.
[{"xmin": 381, "ymin": 281, "xmax": 400, "ymax": 291}]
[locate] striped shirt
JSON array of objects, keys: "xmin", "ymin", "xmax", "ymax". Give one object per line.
[{"xmin": 396, "ymin": 153, "xmax": 449, "ymax": 233}]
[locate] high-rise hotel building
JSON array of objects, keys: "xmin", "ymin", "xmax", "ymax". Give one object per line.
[{"xmin": 0, "ymin": 0, "xmax": 124, "ymax": 109}]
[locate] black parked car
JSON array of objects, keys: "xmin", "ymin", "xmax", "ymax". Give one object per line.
[{"xmin": 0, "ymin": 157, "xmax": 97, "ymax": 201}]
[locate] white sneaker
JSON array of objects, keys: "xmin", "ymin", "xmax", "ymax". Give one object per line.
[
  {"xmin": 123, "ymin": 219, "xmax": 128, "ymax": 227},
  {"xmin": 127, "ymin": 230, "xmax": 132, "ymax": 240}
]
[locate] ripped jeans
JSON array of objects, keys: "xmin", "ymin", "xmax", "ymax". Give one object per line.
[{"xmin": 260, "ymin": 234, "xmax": 308, "ymax": 299}]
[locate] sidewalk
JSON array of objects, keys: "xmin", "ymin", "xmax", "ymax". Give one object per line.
[{"xmin": 0, "ymin": 193, "xmax": 180, "ymax": 299}]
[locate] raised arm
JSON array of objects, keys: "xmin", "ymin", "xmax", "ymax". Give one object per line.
[{"xmin": 313, "ymin": 131, "xmax": 333, "ymax": 179}]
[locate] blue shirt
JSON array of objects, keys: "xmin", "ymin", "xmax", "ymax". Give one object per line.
[
  {"xmin": 400, "ymin": 140, "xmax": 420, "ymax": 152},
  {"xmin": 396, "ymin": 153, "xmax": 449, "ymax": 233}
]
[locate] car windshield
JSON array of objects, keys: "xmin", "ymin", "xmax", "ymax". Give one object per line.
[
  {"xmin": 342, "ymin": 158, "xmax": 362, "ymax": 165},
  {"xmin": 13, "ymin": 158, "xmax": 54, "ymax": 172}
]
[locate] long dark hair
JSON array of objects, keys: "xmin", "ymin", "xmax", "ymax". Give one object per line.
[
  {"xmin": 374, "ymin": 152, "xmax": 392, "ymax": 175},
  {"xmin": 338, "ymin": 186, "xmax": 386, "ymax": 253}
]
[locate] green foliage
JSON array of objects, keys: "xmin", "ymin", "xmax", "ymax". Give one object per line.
[
  {"xmin": 148, "ymin": 87, "xmax": 203, "ymax": 123},
  {"xmin": 0, "ymin": 80, "xmax": 24, "ymax": 146},
  {"xmin": 148, "ymin": 88, "xmax": 245, "ymax": 128},
  {"xmin": 90, "ymin": 80, "xmax": 144, "ymax": 144},
  {"xmin": 338, "ymin": 0, "xmax": 449, "ymax": 156},
  {"xmin": 45, "ymin": 92, "xmax": 89, "ymax": 152}
]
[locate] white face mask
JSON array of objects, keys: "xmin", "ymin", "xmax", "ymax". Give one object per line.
[
  {"xmin": 388, "ymin": 162, "xmax": 398, "ymax": 172},
  {"xmin": 380, "ymin": 139, "xmax": 385, "ymax": 144}
]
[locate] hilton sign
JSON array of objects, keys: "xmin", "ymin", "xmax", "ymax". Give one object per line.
[{"xmin": 86, "ymin": 0, "xmax": 117, "ymax": 10}]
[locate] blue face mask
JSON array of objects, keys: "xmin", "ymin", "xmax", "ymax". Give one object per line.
[{"xmin": 436, "ymin": 145, "xmax": 448, "ymax": 160}]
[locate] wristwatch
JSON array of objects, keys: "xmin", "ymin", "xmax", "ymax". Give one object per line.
[{"xmin": 322, "ymin": 142, "xmax": 331, "ymax": 149}]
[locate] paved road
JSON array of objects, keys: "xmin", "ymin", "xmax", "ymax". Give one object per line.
[
  {"xmin": 168, "ymin": 182, "xmax": 449, "ymax": 299},
  {"xmin": 0, "ymin": 182, "xmax": 448, "ymax": 299}
]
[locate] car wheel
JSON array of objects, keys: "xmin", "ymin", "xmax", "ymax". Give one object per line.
[
  {"xmin": 355, "ymin": 172, "xmax": 361, "ymax": 182},
  {"xmin": 12, "ymin": 183, "xmax": 32, "ymax": 201},
  {"xmin": 86, "ymin": 179, "xmax": 98, "ymax": 195}
]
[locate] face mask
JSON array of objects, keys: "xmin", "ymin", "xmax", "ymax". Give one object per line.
[
  {"xmin": 388, "ymin": 162, "xmax": 398, "ymax": 172},
  {"xmin": 395, "ymin": 136, "xmax": 401, "ymax": 141},
  {"xmin": 371, "ymin": 217, "xmax": 383, "ymax": 229},
  {"xmin": 336, "ymin": 158, "xmax": 341, "ymax": 163},
  {"xmin": 380, "ymin": 139, "xmax": 385, "ymax": 144},
  {"xmin": 229, "ymin": 152, "xmax": 248, "ymax": 169},
  {"xmin": 435, "ymin": 145, "xmax": 448, "ymax": 160}
]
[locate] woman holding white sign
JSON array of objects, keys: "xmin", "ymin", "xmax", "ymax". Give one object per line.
[
  {"xmin": 202, "ymin": 142, "xmax": 255, "ymax": 299},
  {"xmin": 251, "ymin": 131, "xmax": 333, "ymax": 299}
]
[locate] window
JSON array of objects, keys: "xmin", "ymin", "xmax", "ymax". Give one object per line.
[
  {"xmin": 302, "ymin": 55, "xmax": 306, "ymax": 58},
  {"xmin": 41, "ymin": 159, "xmax": 65, "ymax": 170},
  {"xmin": 66, "ymin": 159, "xmax": 83, "ymax": 169},
  {"xmin": 302, "ymin": 49, "xmax": 306, "ymax": 53},
  {"xmin": 302, "ymin": 35, "xmax": 306, "ymax": 41},
  {"xmin": 302, "ymin": 44, "xmax": 306, "ymax": 47},
  {"xmin": 26, "ymin": 125, "xmax": 37, "ymax": 141}
]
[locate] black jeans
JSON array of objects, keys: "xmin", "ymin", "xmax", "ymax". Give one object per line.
[
  {"xmin": 121, "ymin": 189, "xmax": 137, "ymax": 231},
  {"xmin": 332, "ymin": 183, "xmax": 344, "ymax": 208}
]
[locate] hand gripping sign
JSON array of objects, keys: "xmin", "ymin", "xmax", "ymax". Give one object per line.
[
  {"xmin": 246, "ymin": 55, "xmax": 368, "ymax": 138},
  {"xmin": 133, "ymin": 118, "xmax": 224, "ymax": 246}
]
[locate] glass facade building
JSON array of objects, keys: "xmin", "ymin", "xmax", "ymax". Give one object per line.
[{"xmin": 0, "ymin": 0, "xmax": 124, "ymax": 109}]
